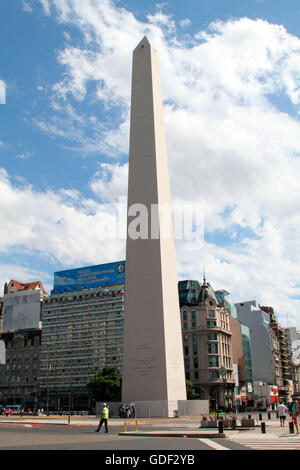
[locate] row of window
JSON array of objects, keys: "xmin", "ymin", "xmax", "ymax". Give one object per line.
[{"xmin": 186, "ymin": 370, "xmax": 220, "ymax": 381}]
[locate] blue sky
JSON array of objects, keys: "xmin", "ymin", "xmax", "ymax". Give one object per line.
[{"xmin": 0, "ymin": 0, "xmax": 300, "ymax": 327}]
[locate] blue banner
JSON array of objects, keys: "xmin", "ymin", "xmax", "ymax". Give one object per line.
[{"xmin": 53, "ymin": 261, "xmax": 125, "ymax": 293}]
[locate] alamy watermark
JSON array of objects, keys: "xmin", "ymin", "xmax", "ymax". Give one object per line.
[{"xmin": 102, "ymin": 196, "xmax": 205, "ymax": 251}]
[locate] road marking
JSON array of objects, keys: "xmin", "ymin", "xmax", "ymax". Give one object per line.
[
  {"xmin": 24, "ymin": 425, "xmax": 32, "ymax": 428},
  {"xmin": 231, "ymin": 438, "xmax": 300, "ymax": 450},
  {"xmin": 198, "ymin": 439, "xmax": 229, "ymax": 450}
]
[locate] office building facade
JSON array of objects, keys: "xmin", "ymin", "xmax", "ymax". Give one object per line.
[{"xmin": 40, "ymin": 262, "xmax": 125, "ymax": 411}]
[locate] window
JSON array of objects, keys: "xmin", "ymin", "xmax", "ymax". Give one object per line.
[
  {"xmin": 184, "ymin": 346, "xmax": 189, "ymax": 356},
  {"xmin": 208, "ymin": 309, "xmax": 215, "ymax": 318},
  {"xmin": 193, "ymin": 358, "xmax": 198, "ymax": 369},
  {"xmin": 194, "ymin": 371, "xmax": 199, "ymax": 380},
  {"xmin": 208, "ymin": 343, "xmax": 218, "ymax": 354},
  {"xmin": 183, "ymin": 335, "xmax": 189, "ymax": 342},
  {"xmin": 192, "ymin": 334, "xmax": 197, "ymax": 343},
  {"xmin": 207, "ymin": 320, "xmax": 216, "ymax": 327},
  {"xmin": 210, "ymin": 370, "xmax": 219, "ymax": 379},
  {"xmin": 208, "ymin": 356, "xmax": 219, "ymax": 367},
  {"xmin": 191, "ymin": 321, "xmax": 196, "ymax": 328},
  {"xmin": 183, "ymin": 323, "xmax": 188, "ymax": 329},
  {"xmin": 183, "ymin": 311, "xmax": 188, "ymax": 321},
  {"xmin": 208, "ymin": 333, "xmax": 218, "ymax": 341},
  {"xmin": 185, "ymin": 358, "xmax": 190, "ymax": 369},
  {"xmin": 191, "ymin": 311, "xmax": 196, "ymax": 320},
  {"xmin": 193, "ymin": 345, "xmax": 198, "ymax": 355}
]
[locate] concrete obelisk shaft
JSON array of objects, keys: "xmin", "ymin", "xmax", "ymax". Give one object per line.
[{"xmin": 122, "ymin": 37, "xmax": 186, "ymax": 415}]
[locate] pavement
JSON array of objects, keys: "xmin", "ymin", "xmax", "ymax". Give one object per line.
[{"xmin": 0, "ymin": 412, "xmax": 297, "ymax": 440}]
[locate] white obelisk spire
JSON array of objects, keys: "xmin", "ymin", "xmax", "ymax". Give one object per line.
[{"xmin": 122, "ymin": 37, "xmax": 186, "ymax": 415}]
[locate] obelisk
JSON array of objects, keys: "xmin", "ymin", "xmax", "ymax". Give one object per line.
[{"xmin": 122, "ymin": 37, "xmax": 187, "ymax": 417}]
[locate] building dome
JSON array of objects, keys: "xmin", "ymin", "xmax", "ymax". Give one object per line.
[{"xmin": 197, "ymin": 278, "xmax": 220, "ymax": 306}]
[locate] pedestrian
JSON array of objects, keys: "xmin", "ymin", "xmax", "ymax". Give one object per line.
[
  {"xmin": 95, "ymin": 403, "xmax": 109, "ymax": 433},
  {"xmin": 290, "ymin": 400, "xmax": 299, "ymax": 434},
  {"xmin": 277, "ymin": 402, "xmax": 287, "ymax": 427}
]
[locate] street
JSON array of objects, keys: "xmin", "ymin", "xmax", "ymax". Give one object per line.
[{"xmin": 0, "ymin": 411, "xmax": 299, "ymax": 455}]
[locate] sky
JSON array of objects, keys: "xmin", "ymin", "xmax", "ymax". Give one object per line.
[{"xmin": 0, "ymin": 0, "xmax": 300, "ymax": 327}]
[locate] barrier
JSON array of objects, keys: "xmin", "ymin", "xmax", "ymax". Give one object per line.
[{"xmin": 124, "ymin": 420, "xmax": 138, "ymax": 433}]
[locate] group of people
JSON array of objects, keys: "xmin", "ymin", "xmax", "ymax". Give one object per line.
[
  {"xmin": 119, "ymin": 403, "xmax": 136, "ymax": 418},
  {"xmin": 277, "ymin": 400, "xmax": 299, "ymax": 433},
  {"xmin": 1, "ymin": 407, "xmax": 42, "ymax": 416}
]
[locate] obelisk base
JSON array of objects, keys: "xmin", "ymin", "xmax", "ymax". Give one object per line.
[{"xmin": 128, "ymin": 400, "xmax": 209, "ymax": 418}]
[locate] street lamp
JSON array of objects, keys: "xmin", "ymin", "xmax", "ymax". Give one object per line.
[
  {"xmin": 46, "ymin": 364, "xmax": 52, "ymax": 415},
  {"xmin": 219, "ymin": 366, "xmax": 228, "ymax": 419}
]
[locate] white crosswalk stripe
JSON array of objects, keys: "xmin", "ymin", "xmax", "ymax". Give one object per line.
[{"xmin": 233, "ymin": 438, "xmax": 300, "ymax": 450}]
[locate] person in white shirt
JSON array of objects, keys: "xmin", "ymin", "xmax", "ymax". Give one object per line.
[{"xmin": 278, "ymin": 402, "xmax": 287, "ymax": 427}]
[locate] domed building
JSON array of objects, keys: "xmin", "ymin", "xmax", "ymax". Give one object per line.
[{"xmin": 179, "ymin": 277, "xmax": 236, "ymax": 411}]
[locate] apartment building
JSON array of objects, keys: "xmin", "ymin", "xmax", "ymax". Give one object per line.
[{"xmin": 0, "ymin": 280, "xmax": 47, "ymax": 408}]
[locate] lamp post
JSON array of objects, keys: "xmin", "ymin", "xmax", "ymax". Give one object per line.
[
  {"xmin": 219, "ymin": 366, "xmax": 228, "ymax": 420},
  {"xmin": 46, "ymin": 364, "xmax": 51, "ymax": 415}
]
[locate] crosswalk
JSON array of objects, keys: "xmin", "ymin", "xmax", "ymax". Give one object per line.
[{"xmin": 231, "ymin": 437, "xmax": 300, "ymax": 450}]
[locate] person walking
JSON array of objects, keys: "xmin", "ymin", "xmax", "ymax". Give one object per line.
[
  {"xmin": 290, "ymin": 400, "xmax": 299, "ymax": 434},
  {"xmin": 95, "ymin": 403, "xmax": 109, "ymax": 433},
  {"xmin": 277, "ymin": 402, "xmax": 287, "ymax": 427}
]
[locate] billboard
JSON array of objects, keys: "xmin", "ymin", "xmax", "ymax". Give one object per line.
[
  {"xmin": 53, "ymin": 261, "xmax": 126, "ymax": 294},
  {"xmin": 269, "ymin": 385, "xmax": 279, "ymax": 404}
]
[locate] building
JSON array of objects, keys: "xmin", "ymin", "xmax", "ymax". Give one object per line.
[
  {"xmin": 260, "ymin": 306, "xmax": 292, "ymax": 402},
  {"xmin": 0, "ymin": 280, "xmax": 47, "ymax": 408},
  {"xmin": 235, "ymin": 300, "xmax": 292, "ymax": 406},
  {"xmin": 285, "ymin": 327, "xmax": 300, "ymax": 396},
  {"xmin": 39, "ymin": 261, "xmax": 125, "ymax": 411},
  {"xmin": 179, "ymin": 278, "xmax": 235, "ymax": 411},
  {"xmin": 216, "ymin": 290, "xmax": 254, "ymax": 409},
  {"xmin": 2, "ymin": 280, "xmax": 46, "ymax": 332}
]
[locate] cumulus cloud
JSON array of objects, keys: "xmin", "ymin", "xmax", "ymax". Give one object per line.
[
  {"xmin": 0, "ymin": 169, "xmax": 125, "ymax": 276},
  {"xmin": 6, "ymin": 0, "xmax": 300, "ymax": 326}
]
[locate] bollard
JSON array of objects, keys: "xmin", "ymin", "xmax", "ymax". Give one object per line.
[
  {"xmin": 231, "ymin": 419, "xmax": 237, "ymax": 430},
  {"xmin": 218, "ymin": 421, "xmax": 224, "ymax": 434},
  {"xmin": 259, "ymin": 413, "xmax": 262, "ymax": 421},
  {"xmin": 261, "ymin": 422, "xmax": 266, "ymax": 434},
  {"xmin": 124, "ymin": 421, "xmax": 127, "ymax": 433},
  {"xmin": 289, "ymin": 421, "xmax": 294, "ymax": 434},
  {"xmin": 68, "ymin": 415, "xmax": 70, "ymax": 424},
  {"xmin": 136, "ymin": 421, "xmax": 138, "ymax": 432},
  {"xmin": 268, "ymin": 412, "xmax": 271, "ymax": 420}
]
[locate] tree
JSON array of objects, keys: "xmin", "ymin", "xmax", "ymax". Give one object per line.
[
  {"xmin": 186, "ymin": 379, "xmax": 195, "ymax": 399},
  {"xmin": 86, "ymin": 366, "xmax": 122, "ymax": 401}
]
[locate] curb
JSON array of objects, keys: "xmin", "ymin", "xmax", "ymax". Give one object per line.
[{"xmin": 119, "ymin": 432, "xmax": 226, "ymax": 438}]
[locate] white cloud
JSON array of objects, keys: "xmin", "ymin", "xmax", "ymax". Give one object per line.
[
  {"xmin": 13, "ymin": 0, "xmax": 300, "ymax": 327},
  {"xmin": 0, "ymin": 169, "xmax": 125, "ymax": 274},
  {"xmin": 0, "ymin": 80, "xmax": 6, "ymax": 104},
  {"xmin": 22, "ymin": 1, "xmax": 33, "ymax": 13},
  {"xmin": 90, "ymin": 162, "xmax": 128, "ymax": 201}
]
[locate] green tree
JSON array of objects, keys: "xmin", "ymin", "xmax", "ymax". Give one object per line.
[
  {"xmin": 186, "ymin": 379, "xmax": 195, "ymax": 399},
  {"xmin": 86, "ymin": 366, "xmax": 122, "ymax": 401}
]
